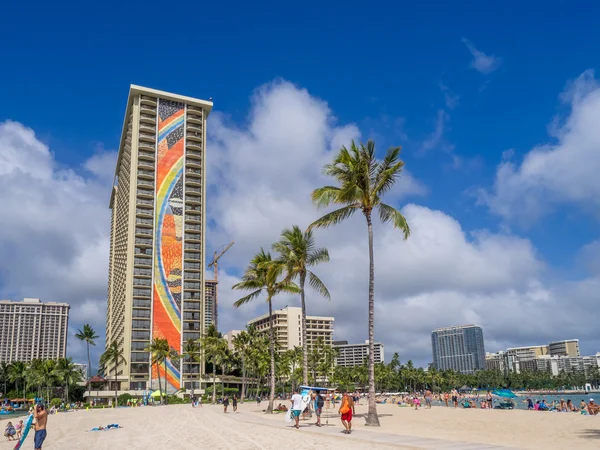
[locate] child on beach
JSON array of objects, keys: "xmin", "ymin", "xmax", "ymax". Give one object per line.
[
  {"xmin": 15, "ymin": 420, "xmax": 23, "ymax": 439},
  {"xmin": 413, "ymin": 397, "xmax": 421, "ymax": 410},
  {"xmin": 4, "ymin": 422, "xmax": 16, "ymax": 441}
]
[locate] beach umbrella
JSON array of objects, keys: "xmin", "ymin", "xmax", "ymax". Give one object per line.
[
  {"xmin": 492, "ymin": 389, "xmax": 517, "ymax": 399},
  {"xmin": 150, "ymin": 390, "xmax": 162, "ymax": 398}
]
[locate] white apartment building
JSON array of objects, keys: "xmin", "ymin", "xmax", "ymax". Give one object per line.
[
  {"xmin": 505, "ymin": 345, "xmax": 549, "ymax": 360},
  {"xmin": 0, "ymin": 298, "xmax": 69, "ymax": 363},
  {"xmin": 549, "ymin": 339, "xmax": 580, "ymax": 357},
  {"xmin": 334, "ymin": 340, "xmax": 384, "ymax": 367},
  {"xmin": 247, "ymin": 306, "xmax": 334, "ymax": 352}
]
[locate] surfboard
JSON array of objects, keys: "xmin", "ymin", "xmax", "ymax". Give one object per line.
[{"xmin": 13, "ymin": 414, "xmax": 33, "ymax": 450}]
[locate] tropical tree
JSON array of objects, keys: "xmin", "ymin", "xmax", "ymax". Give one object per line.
[
  {"xmin": 100, "ymin": 341, "xmax": 127, "ymax": 406},
  {"xmin": 181, "ymin": 338, "xmax": 202, "ymax": 399},
  {"xmin": 8, "ymin": 361, "xmax": 27, "ymax": 399},
  {"xmin": 273, "ymin": 225, "xmax": 330, "ymax": 386},
  {"xmin": 232, "ymin": 249, "xmax": 300, "ymax": 414},
  {"xmin": 310, "ymin": 140, "xmax": 410, "ymax": 426},
  {"xmin": 75, "ymin": 324, "xmax": 99, "ymax": 380},
  {"xmin": 146, "ymin": 338, "xmax": 169, "ymax": 404},
  {"xmin": 38, "ymin": 359, "xmax": 58, "ymax": 402},
  {"xmin": 201, "ymin": 324, "xmax": 228, "ymax": 404},
  {"xmin": 232, "ymin": 329, "xmax": 252, "ymax": 401},
  {"xmin": 56, "ymin": 357, "xmax": 81, "ymax": 402},
  {"xmin": 0, "ymin": 362, "xmax": 9, "ymax": 396}
]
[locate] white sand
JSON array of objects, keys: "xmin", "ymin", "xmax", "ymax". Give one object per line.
[{"xmin": 1, "ymin": 402, "xmax": 599, "ymax": 449}]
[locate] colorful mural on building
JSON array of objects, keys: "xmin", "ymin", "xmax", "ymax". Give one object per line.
[{"xmin": 152, "ymin": 99, "xmax": 185, "ymax": 392}]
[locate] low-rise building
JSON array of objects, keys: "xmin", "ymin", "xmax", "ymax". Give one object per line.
[
  {"xmin": 247, "ymin": 306, "xmax": 334, "ymax": 353},
  {"xmin": 334, "ymin": 340, "xmax": 384, "ymax": 367}
]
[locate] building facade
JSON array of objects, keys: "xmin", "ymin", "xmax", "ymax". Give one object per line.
[
  {"xmin": 431, "ymin": 325, "xmax": 486, "ymax": 374},
  {"xmin": 333, "ymin": 340, "xmax": 384, "ymax": 367},
  {"xmin": 247, "ymin": 306, "xmax": 334, "ymax": 352},
  {"xmin": 505, "ymin": 345, "xmax": 549, "ymax": 361},
  {"xmin": 549, "ymin": 339, "xmax": 580, "ymax": 357},
  {"xmin": 105, "ymin": 85, "xmax": 212, "ymax": 394},
  {"xmin": 0, "ymin": 298, "xmax": 69, "ymax": 363},
  {"xmin": 204, "ymin": 280, "xmax": 217, "ymax": 330}
]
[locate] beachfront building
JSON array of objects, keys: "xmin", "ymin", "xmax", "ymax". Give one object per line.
[
  {"xmin": 431, "ymin": 325, "xmax": 486, "ymax": 374},
  {"xmin": 224, "ymin": 329, "xmax": 242, "ymax": 351},
  {"xmin": 247, "ymin": 306, "xmax": 334, "ymax": 353},
  {"xmin": 505, "ymin": 345, "xmax": 549, "ymax": 360},
  {"xmin": 485, "ymin": 351, "xmax": 520, "ymax": 373},
  {"xmin": 103, "ymin": 85, "xmax": 212, "ymax": 398},
  {"xmin": 0, "ymin": 298, "xmax": 69, "ymax": 363},
  {"xmin": 549, "ymin": 339, "xmax": 580, "ymax": 357},
  {"xmin": 204, "ymin": 279, "xmax": 217, "ymax": 329},
  {"xmin": 333, "ymin": 340, "xmax": 384, "ymax": 367}
]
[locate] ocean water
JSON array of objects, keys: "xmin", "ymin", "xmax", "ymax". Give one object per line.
[{"xmin": 433, "ymin": 393, "xmax": 598, "ymax": 410}]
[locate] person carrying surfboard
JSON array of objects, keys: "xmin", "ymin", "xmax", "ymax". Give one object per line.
[{"xmin": 33, "ymin": 403, "xmax": 48, "ymax": 449}]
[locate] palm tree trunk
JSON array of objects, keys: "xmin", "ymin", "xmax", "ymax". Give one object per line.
[
  {"xmin": 241, "ymin": 356, "xmax": 246, "ymax": 402},
  {"xmin": 114, "ymin": 362, "xmax": 118, "ymax": 407},
  {"xmin": 300, "ymin": 272, "xmax": 308, "ymax": 386},
  {"xmin": 163, "ymin": 359, "xmax": 168, "ymax": 405},
  {"xmin": 365, "ymin": 212, "xmax": 380, "ymax": 426},
  {"xmin": 266, "ymin": 295, "xmax": 275, "ymax": 414},
  {"xmin": 212, "ymin": 367, "xmax": 217, "ymax": 404},
  {"xmin": 156, "ymin": 361, "xmax": 163, "ymax": 404},
  {"xmin": 86, "ymin": 342, "xmax": 91, "ymax": 380}
]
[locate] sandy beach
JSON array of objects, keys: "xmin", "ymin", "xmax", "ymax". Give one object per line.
[{"xmin": 1, "ymin": 402, "xmax": 599, "ymax": 449}]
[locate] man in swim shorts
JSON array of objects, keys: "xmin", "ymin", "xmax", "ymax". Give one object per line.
[
  {"xmin": 34, "ymin": 403, "xmax": 48, "ymax": 449},
  {"xmin": 339, "ymin": 391, "xmax": 354, "ymax": 434},
  {"xmin": 290, "ymin": 389, "xmax": 303, "ymax": 429}
]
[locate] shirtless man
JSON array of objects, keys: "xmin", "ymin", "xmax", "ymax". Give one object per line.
[{"xmin": 33, "ymin": 403, "xmax": 48, "ymax": 450}]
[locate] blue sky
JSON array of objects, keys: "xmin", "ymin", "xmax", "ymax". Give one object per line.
[{"xmin": 1, "ymin": 1, "xmax": 600, "ymax": 366}]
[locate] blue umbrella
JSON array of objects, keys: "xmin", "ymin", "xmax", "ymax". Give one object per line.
[{"xmin": 492, "ymin": 389, "xmax": 517, "ymax": 399}]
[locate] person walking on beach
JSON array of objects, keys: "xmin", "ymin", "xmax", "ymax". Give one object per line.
[
  {"xmin": 486, "ymin": 391, "xmax": 493, "ymax": 409},
  {"xmin": 314, "ymin": 392, "xmax": 324, "ymax": 427},
  {"xmin": 424, "ymin": 389, "xmax": 432, "ymax": 409},
  {"xmin": 34, "ymin": 403, "xmax": 48, "ymax": 450},
  {"xmin": 290, "ymin": 389, "xmax": 303, "ymax": 429},
  {"xmin": 451, "ymin": 389, "xmax": 458, "ymax": 408},
  {"xmin": 443, "ymin": 392, "xmax": 449, "ymax": 407},
  {"xmin": 339, "ymin": 391, "xmax": 354, "ymax": 434},
  {"xmin": 232, "ymin": 395, "xmax": 238, "ymax": 412},
  {"xmin": 223, "ymin": 395, "xmax": 229, "ymax": 413}
]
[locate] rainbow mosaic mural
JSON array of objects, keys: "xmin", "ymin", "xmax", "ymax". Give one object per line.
[{"xmin": 152, "ymin": 99, "xmax": 185, "ymax": 392}]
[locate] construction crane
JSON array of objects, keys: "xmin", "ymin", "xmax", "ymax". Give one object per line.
[{"xmin": 207, "ymin": 241, "xmax": 234, "ymax": 330}]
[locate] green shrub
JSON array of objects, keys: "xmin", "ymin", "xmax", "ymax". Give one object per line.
[
  {"xmin": 118, "ymin": 393, "xmax": 134, "ymax": 406},
  {"xmin": 50, "ymin": 398, "xmax": 62, "ymax": 408}
]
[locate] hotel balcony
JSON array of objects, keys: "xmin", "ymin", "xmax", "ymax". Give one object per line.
[
  {"xmin": 140, "ymin": 96, "xmax": 157, "ymax": 107},
  {"xmin": 137, "ymin": 160, "xmax": 154, "ymax": 170},
  {"xmin": 135, "ymin": 217, "xmax": 153, "ymax": 227},
  {"xmin": 184, "ymin": 271, "xmax": 200, "ymax": 279},
  {"xmin": 136, "ymin": 197, "xmax": 153, "ymax": 207},
  {"xmin": 187, "ymin": 113, "xmax": 202, "ymax": 125},
  {"xmin": 137, "ymin": 169, "xmax": 154, "ymax": 180},
  {"xmin": 133, "ymin": 268, "xmax": 152, "ymax": 277},
  {"xmin": 186, "ymin": 131, "xmax": 202, "ymax": 143},
  {"xmin": 184, "ymin": 233, "xmax": 200, "ymax": 242},
  {"xmin": 185, "ymin": 215, "xmax": 201, "ymax": 224},
  {"xmin": 184, "ymin": 252, "xmax": 200, "ymax": 262},
  {"xmin": 140, "ymin": 103, "xmax": 157, "ymax": 114},
  {"xmin": 139, "ymin": 113, "xmax": 156, "ymax": 125},
  {"xmin": 186, "ymin": 187, "xmax": 201, "ymax": 194},
  {"xmin": 135, "ymin": 237, "xmax": 152, "ymax": 247},
  {"xmin": 186, "ymin": 149, "xmax": 202, "ymax": 160},
  {"xmin": 139, "ymin": 123, "xmax": 155, "ymax": 134},
  {"xmin": 187, "ymin": 105, "xmax": 203, "ymax": 114},
  {"xmin": 187, "ymin": 123, "xmax": 202, "ymax": 134},
  {"xmin": 133, "ymin": 277, "xmax": 152, "ymax": 287},
  {"xmin": 133, "ymin": 299, "xmax": 151, "ymax": 309},
  {"xmin": 186, "ymin": 195, "xmax": 201, "ymax": 204},
  {"xmin": 137, "ymin": 178, "xmax": 154, "ymax": 188},
  {"xmin": 186, "ymin": 159, "xmax": 202, "ymax": 169},
  {"xmin": 139, "ymin": 132, "xmax": 156, "ymax": 143},
  {"xmin": 135, "ymin": 228, "xmax": 152, "ymax": 238},
  {"xmin": 184, "ymin": 262, "xmax": 201, "ymax": 271},
  {"xmin": 186, "ymin": 141, "xmax": 202, "ymax": 152},
  {"xmin": 138, "ymin": 142, "xmax": 155, "ymax": 154}
]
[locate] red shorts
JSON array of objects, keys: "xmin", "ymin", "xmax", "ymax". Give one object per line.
[{"xmin": 341, "ymin": 410, "xmax": 353, "ymax": 422}]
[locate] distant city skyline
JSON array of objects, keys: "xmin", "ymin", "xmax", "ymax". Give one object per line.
[{"xmin": 431, "ymin": 325, "xmax": 486, "ymax": 374}]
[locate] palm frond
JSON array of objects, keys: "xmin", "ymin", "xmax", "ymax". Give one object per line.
[
  {"xmin": 311, "ymin": 186, "xmax": 342, "ymax": 208},
  {"xmin": 378, "ymin": 202, "xmax": 411, "ymax": 239},
  {"xmin": 233, "ymin": 289, "xmax": 263, "ymax": 308},
  {"xmin": 275, "ymin": 280, "xmax": 301, "ymax": 295},
  {"xmin": 307, "ymin": 247, "xmax": 329, "ymax": 266},
  {"xmin": 308, "ymin": 205, "xmax": 359, "ymax": 230},
  {"xmin": 307, "ymin": 271, "xmax": 331, "ymax": 300}
]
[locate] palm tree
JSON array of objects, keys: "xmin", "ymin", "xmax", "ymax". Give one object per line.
[
  {"xmin": 201, "ymin": 324, "xmax": 228, "ymax": 404},
  {"xmin": 38, "ymin": 359, "xmax": 58, "ymax": 402},
  {"xmin": 8, "ymin": 361, "xmax": 27, "ymax": 399},
  {"xmin": 232, "ymin": 329, "xmax": 252, "ymax": 401},
  {"xmin": 56, "ymin": 357, "xmax": 81, "ymax": 402},
  {"xmin": 100, "ymin": 341, "xmax": 127, "ymax": 407},
  {"xmin": 75, "ymin": 324, "xmax": 99, "ymax": 380},
  {"xmin": 181, "ymin": 338, "xmax": 202, "ymax": 399},
  {"xmin": 232, "ymin": 249, "xmax": 300, "ymax": 414},
  {"xmin": 146, "ymin": 338, "xmax": 169, "ymax": 404},
  {"xmin": 0, "ymin": 362, "xmax": 9, "ymax": 396},
  {"xmin": 273, "ymin": 225, "xmax": 330, "ymax": 386},
  {"xmin": 310, "ymin": 140, "xmax": 410, "ymax": 426}
]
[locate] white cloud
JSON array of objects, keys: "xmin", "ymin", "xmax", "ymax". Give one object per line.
[
  {"xmin": 206, "ymin": 80, "xmax": 600, "ymax": 365},
  {"xmin": 0, "ymin": 121, "xmax": 110, "ymax": 367},
  {"xmin": 479, "ymin": 70, "xmax": 600, "ymax": 223},
  {"xmin": 439, "ymin": 83, "xmax": 459, "ymax": 109},
  {"xmin": 462, "ymin": 38, "xmax": 502, "ymax": 74},
  {"xmin": 420, "ymin": 109, "xmax": 454, "ymax": 155}
]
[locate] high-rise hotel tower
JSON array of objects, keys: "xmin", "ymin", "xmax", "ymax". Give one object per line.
[{"xmin": 106, "ymin": 85, "xmax": 212, "ymax": 394}]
